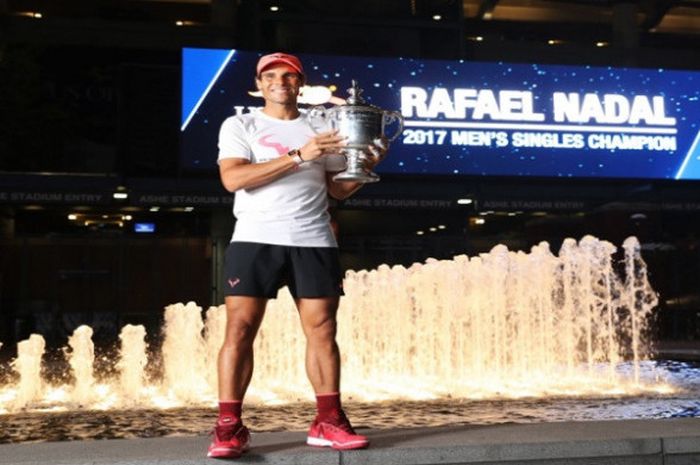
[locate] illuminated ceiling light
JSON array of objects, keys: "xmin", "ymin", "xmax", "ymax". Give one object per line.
[
  {"xmin": 475, "ymin": 218, "xmax": 486, "ymax": 225},
  {"xmin": 596, "ymin": 41, "xmax": 609, "ymax": 47},
  {"xmin": 508, "ymin": 212, "xmax": 517, "ymax": 216},
  {"xmin": 416, "ymin": 230, "xmax": 425, "ymax": 235},
  {"xmin": 269, "ymin": 5, "xmax": 280, "ymax": 12},
  {"xmin": 122, "ymin": 215, "xmax": 133, "ymax": 221},
  {"xmin": 149, "ymin": 206, "xmax": 160, "ymax": 212},
  {"xmin": 438, "ymin": 225, "xmax": 446, "ymax": 229},
  {"xmin": 184, "ymin": 206, "xmax": 195, "ymax": 212},
  {"xmin": 175, "ymin": 20, "xmax": 184, "ymax": 26},
  {"xmin": 429, "ymin": 227, "xmax": 437, "ymax": 232},
  {"xmin": 432, "ymin": 14, "xmax": 442, "ymax": 21},
  {"xmin": 16, "ymin": 11, "xmax": 43, "ymax": 18},
  {"xmin": 483, "ymin": 12, "xmax": 493, "ymax": 20},
  {"xmin": 457, "ymin": 198, "xmax": 473, "ymax": 205},
  {"xmin": 68, "ymin": 214, "xmax": 78, "ymax": 220},
  {"xmin": 548, "ymin": 39, "xmax": 564, "ymax": 45},
  {"xmin": 113, "ymin": 192, "xmax": 128, "ymax": 199}
]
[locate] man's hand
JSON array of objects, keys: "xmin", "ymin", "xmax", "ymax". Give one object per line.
[
  {"xmin": 365, "ymin": 136, "xmax": 389, "ymax": 169},
  {"xmin": 299, "ymin": 130, "xmax": 346, "ymax": 162}
]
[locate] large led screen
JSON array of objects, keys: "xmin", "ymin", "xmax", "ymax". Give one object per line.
[{"xmin": 181, "ymin": 48, "xmax": 700, "ymax": 180}]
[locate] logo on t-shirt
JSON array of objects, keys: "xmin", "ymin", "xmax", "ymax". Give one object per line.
[{"xmin": 258, "ymin": 135, "xmax": 290, "ymax": 156}]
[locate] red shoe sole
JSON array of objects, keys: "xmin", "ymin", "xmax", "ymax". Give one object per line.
[
  {"xmin": 332, "ymin": 442, "xmax": 369, "ymax": 451},
  {"xmin": 207, "ymin": 447, "xmax": 243, "ymax": 459},
  {"xmin": 307, "ymin": 436, "xmax": 369, "ymax": 450}
]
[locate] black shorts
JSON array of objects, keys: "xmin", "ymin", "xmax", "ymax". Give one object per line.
[{"xmin": 222, "ymin": 242, "xmax": 344, "ymax": 298}]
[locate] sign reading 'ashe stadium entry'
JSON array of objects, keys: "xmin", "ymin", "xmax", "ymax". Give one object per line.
[{"xmin": 181, "ymin": 48, "xmax": 700, "ymax": 181}]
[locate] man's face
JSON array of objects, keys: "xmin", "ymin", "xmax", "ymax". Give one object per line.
[{"xmin": 255, "ymin": 64, "xmax": 304, "ymax": 105}]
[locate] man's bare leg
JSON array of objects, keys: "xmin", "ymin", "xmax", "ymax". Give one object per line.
[
  {"xmin": 296, "ymin": 296, "xmax": 341, "ymax": 393},
  {"xmin": 297, "ymin": 296, "xmax": 369, "ymax": 449},
  {"xmin": 218, "ymin": 296, "xmax": 267, "ymax": 400},
  {"xmin": 209, "ymin": 296, "xmax": 265, "ymax": 458}
]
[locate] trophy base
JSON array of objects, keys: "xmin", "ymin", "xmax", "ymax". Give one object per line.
[
  {"xmin": 332, "ymin": 170, "xmax": 380, "ymax": 183},
  {"xmin": 333, "ymin": 148, "xmax": 381, "ymax": 183}
]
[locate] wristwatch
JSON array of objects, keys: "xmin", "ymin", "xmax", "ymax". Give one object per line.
[{"xmin": 288, "ymin": 149, "xmax": 304, "ymax": 165}]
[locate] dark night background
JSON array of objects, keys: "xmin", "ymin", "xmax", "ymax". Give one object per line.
[{"xmin": 0, "ymin": 0, "xmax": 699, "ymax": 357}]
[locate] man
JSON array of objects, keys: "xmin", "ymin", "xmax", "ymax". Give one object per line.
[{"xmin": 208, "ymin": 52, "xmax": 385, "ymax": 459}]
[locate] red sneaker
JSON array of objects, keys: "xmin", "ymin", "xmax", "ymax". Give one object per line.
[
  {"xmin": 207, "ymin": 419, "xmax": 251, "ymax": 459},
  {"xmin": 306, "ymin": 412, "xmax": 369, "ymax": 450}
]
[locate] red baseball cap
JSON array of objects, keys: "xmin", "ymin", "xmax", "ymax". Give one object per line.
[{"xmin": 256, "ymin": 52, "xmax": 304, "ymax": 76}]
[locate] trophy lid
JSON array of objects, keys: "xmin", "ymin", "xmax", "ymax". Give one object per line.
[{"xmin": 346, "ymin": 80, "xmax": 366, "ymax": 105}]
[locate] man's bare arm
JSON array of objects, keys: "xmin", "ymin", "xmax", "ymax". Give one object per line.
[
  {"xmin": 219, "ymin": 130, "xmax": 346, "ymax": 192},
  {"xmin": 219, "ymin": 156, "xmax": 298, "ymax": 192}
]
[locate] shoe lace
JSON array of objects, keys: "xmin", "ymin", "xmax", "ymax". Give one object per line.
[
  {"xmin": 213, "ymin": 423, "xmax": 238, "ymax": 442},
  {"xmin": 330, "ymin": 410, "xmax": 356, "ymax": 434}
]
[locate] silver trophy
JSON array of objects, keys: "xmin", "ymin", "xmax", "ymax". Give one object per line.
[{"xmin": 308, "ymin": 80, "xmax": 404, "ymax": 183}]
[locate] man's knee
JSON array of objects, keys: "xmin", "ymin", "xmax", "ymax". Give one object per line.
[
  {"xmin": 223, "ymin": 319, "xmax": 259, "ymax": 348},
  {"xmin": 307, "ymin": 317, "xmax": 337, "ymax": 343},
  {"xmin": 222, "ymin": 296, "xmax": 266, "ymax": 348}
]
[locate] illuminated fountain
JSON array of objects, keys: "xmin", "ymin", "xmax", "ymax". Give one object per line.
[
  {"xmin": 0, "ymin": 236, "xmax": 676, "ymax": 415},
  {"xmin": 67, "ymin": 325, "xmax": 96, "ymax": 405},
  {"xmin": 11, "ymin": 335, "xmax": 45, "ymax": 409},
  {"xmin": 116, "ymin": 324, "xmax": 148, "ymax": 405}
]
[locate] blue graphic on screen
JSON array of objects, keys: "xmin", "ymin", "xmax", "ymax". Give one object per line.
[
  {"xmin": 182, "ymin": 48, "xmax": 236, "ymax": 131},
  {"xmin": 134, "ymin": 222, "xmax": 155, "ymax": 233},
  {"xmin": 181, "ymin": 48, "xmax": 700, "ymax": 180}
]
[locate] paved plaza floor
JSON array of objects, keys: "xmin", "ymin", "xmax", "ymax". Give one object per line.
[{"xmin": 2, "ymin": 418, "xmax": 699, "ymax": 465}]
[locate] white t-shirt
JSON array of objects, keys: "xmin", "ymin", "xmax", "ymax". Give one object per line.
[{"xmin": 218, "ymin": 110, "xmax": 346, "ymax": 247}]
